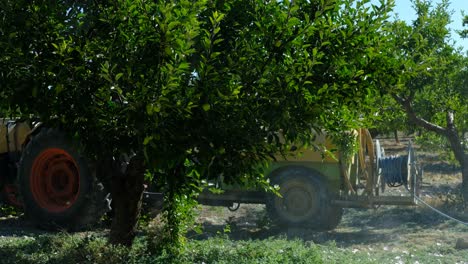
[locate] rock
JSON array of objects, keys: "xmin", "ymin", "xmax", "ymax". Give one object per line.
[{"xmin": 455, "ymin": 238, "xmax": 468, "ymax": 249}]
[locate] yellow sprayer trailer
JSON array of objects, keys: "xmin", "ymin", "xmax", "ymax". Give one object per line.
[
  {"xmin": 195, "ymin": 128, "xmax": 422, "ymax": 230},
  {"xmin": 1, "ymin": 120, "xmax": 421, "ymax": 230}
]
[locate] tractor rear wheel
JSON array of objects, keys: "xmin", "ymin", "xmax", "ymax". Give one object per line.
[
  {"xmin": 266, "ymin": 167, "xmax": 342, "ymax": 230},
  {"xmin": 18, "ymin": 128, "xmax": 110, "ymax": 230}
]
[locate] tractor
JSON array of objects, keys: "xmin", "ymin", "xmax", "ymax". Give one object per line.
[
  {"xmin": 0, "ymin": 119, "xmax": 109, "ymax": 229},
  {"xmin": 1, "ymin": 119, "xmax": 422, "ymax": 230}
]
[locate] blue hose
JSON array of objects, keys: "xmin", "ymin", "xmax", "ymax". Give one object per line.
[{"xmin": 380, "ymin": 155, "xmax": 408, "ymax": 187}]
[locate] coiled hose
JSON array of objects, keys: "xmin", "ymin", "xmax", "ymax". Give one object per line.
[{"xmin": 379, "ymin": 155, "xmax": 408, "ymax": 187}]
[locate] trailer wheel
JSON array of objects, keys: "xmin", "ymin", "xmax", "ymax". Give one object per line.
[
  {"xmin": 266, "ymin": 167, "xmax": 342, "ymax": 230},
  {"xmin": 18, "ymin": 128, "xmax": 110, "ymax": 230}
]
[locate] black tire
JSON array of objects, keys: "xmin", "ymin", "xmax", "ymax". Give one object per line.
[
  {"xmin": 18, "ymin": 128, "xmax": 110, "ymax": 230},
  {"xmin": 266, "ymin": 167, "xmax": 342, "ymax": 230}
]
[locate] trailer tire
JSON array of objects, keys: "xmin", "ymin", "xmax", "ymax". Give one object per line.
[
  {"xmin": 266, "ymin": 167, "xmax": 342, "ymax": 230},
  {"xmin": 18, "ymin": 128, "xmax": 110, "ymax": 230}
]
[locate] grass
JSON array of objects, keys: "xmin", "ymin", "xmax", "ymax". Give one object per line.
[
  {"xmin": 0, "ymin": 232, "xmax": 322, "ymax": 264},
  {"xmin": 0, "ymin": 228, "xmax": 467, "ymax": 264}
]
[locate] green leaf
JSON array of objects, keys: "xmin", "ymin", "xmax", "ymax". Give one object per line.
[
  {"xmin": 116, "ymin": 73, "xmax": 124, "ymax": 81},
  {"xmin": 143, "ymin": 136, "xmax": 153, "ymax": 145},
  {"xmin": 202, "ymin": 104, "xmax": 210, "ymax": 111}
]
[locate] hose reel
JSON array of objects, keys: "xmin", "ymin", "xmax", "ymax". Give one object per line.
[
  {"xmin": 375, "ymin": 140, "xmax": 422, "ymax": 195},
  {"xmin": 380, "ymin": 155, "xmax": 408, "ymax": 187}
]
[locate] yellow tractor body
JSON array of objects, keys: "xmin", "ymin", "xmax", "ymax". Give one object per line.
[{"xmin": 0, "ymin": 119, "xmax": 31, "ymax": 154}]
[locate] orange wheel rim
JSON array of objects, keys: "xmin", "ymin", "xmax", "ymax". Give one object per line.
[{"xmin": 30, "ymin": 148, "xmax": 80, "ymax": 213}]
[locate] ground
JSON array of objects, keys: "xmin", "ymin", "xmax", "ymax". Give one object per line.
[
  {"xmin": 1, "ymin": 136, "xmax": 467, "ymax": 263},
  {"xmin": 191, "ymin": 136, "xmax": 468, "ymax": 262}
]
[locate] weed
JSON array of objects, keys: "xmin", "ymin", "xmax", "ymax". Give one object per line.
[{"xmin": 0, "ymin": 205, "xmax": 21, "ymax": 217}]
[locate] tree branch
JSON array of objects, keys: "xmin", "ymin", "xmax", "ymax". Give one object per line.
[{"xmin": 393, "ymin": 94, "xmax": 447, "ymax": 136}]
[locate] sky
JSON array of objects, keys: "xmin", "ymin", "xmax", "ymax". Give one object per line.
[{"xmin": 374, "ymin": 0, "xmax": 468, "ymax": 53}]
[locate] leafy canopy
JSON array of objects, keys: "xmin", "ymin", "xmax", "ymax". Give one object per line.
[{"xmin": 1, "ymin": 0, "xmax": 394, "ymax": 186}]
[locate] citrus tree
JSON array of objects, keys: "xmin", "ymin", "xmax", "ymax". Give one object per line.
[{"xmin": 1, "ymin": 0, "xmax": 394, "ymax": 248}]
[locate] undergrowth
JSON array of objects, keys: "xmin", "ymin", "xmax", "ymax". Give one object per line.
[
  {"xmin": 0, "ymin": 233, "xmax": 322, "ymax": 264},
  {"xmin": 0, "ymin": 231, "xmax": 467, "ymax": 264}
]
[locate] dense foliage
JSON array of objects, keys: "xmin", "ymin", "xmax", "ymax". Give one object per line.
[{"xmin": 1, "ymin": 0, "xmax": 394, "ymax": 249}]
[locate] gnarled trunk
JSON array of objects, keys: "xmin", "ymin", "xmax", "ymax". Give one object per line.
[
  {"xmin": 444, "ymin": 115, "xmax": 468, "ymax": 203},
  {"xmin": 446, "ymin": 137, "xmax": 468, "ymax": 202},
  {"xmin": 108, "ymin": 155, "xmax": 145, "ymax": 246},
  {"xmin": 397, "ymin": 97, "xmax": 468, "ymax": 204}
]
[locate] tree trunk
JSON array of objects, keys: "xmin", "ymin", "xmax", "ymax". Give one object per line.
[
  {"xmin": 109, "ymin": 155, "xmax": 145, "ymax": 246},
  {"xmin": 447, "ymin": 133, "xmax": 468, "ymax": 202},
  {"xmin": 396, "ymin": 97, "xmax": 468, "ymax": 203},
  {"xmin": 444, "ymin": 114, "xmax": 468, "ymax": 203},
  {"xmin": 462, "ymin": 155, "xmax": 468, "ymax": 203},
  {"xmin": 394, "ymin": 130, "xmax": 400, "ymax": 143}
]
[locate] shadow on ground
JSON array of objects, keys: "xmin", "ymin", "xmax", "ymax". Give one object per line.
[
  {"xmin": 0, "ymin": 214, "xmax": 47, "ymax": 237},
  {"xmin": 188, "ymin": 221, "xmax": 393, "ymax": 247},
  {"xmin": 187, "ymin": 204, "xmax": 466, "ymax": 248}
]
